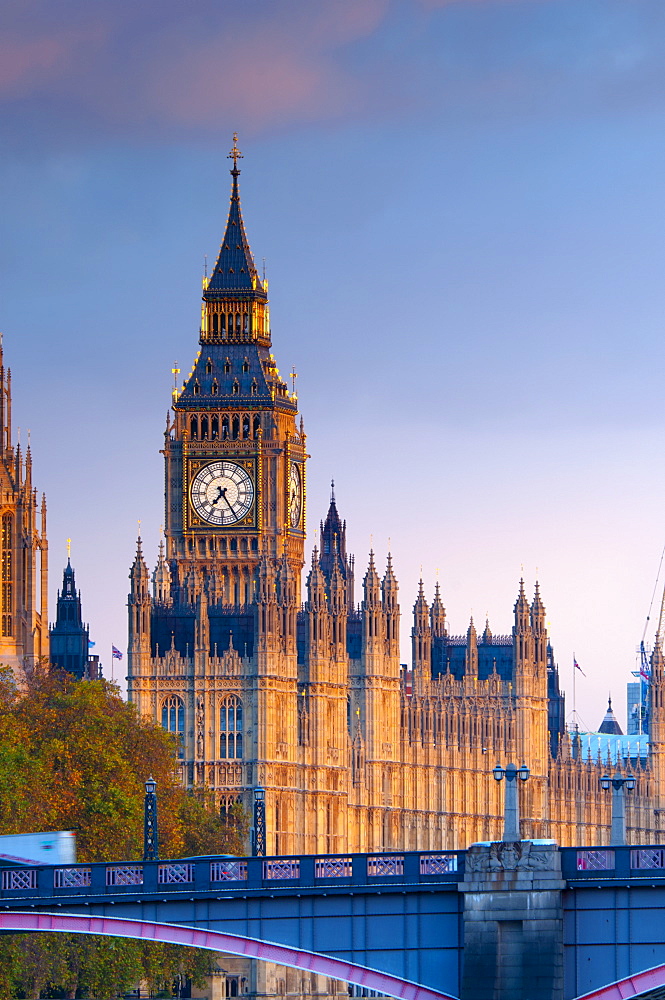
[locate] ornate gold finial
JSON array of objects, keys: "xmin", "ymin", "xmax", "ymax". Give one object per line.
[
  {"xmin": 228, "ymin": 132, "xmax": 243, "ymax": 172},
  {"xmin": 138, "ymin": 518, "xmax": 142, "ymax": 538},
  {"xmin": 290, "ymin": 367, "xmax": 298, "ymax": 395},
  {"xmin": 171, "ymin": 361, "xmax": 180, "ymax": 400},
  {"xmin": 66, "ymin": 538, "xmax": 71, "ymax": 559}
]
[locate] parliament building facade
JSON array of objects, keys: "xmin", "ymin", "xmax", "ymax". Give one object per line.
[{"xmin": 126, "ymin": 148, "xmax": 665, "ymax": 854}]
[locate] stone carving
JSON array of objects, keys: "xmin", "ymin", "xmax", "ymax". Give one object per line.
[{"xmin": 467, "ymin": 841, "xmax": 554, "ymax": 873}]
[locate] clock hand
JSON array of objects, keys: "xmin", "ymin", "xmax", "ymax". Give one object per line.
[
  {"xmin": 213, "ymin": 486, "xmax": 224, "ymax": 504},
  {"xmin": 221, "ymin": 493, "xmax": 236, "ymax": 514}
]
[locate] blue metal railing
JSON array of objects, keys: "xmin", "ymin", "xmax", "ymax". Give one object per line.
[{"xmin": 0, "ymin": 849, "xmax": 464, "ymax": 900}]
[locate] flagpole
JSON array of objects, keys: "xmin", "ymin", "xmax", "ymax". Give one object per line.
[
  {"xmin": 572, "ymin": 652, "xmax": 576, "ymax": 729},
  {"xmin": 111, "ymin": 644, "xmax": 114, "ymax": 683}
]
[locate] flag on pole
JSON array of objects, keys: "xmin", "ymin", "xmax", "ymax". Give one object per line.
[
  {"xmin": 574, "ymin": 658, "xmax": 586, "ymax": 677},
  {"xmin": 640, "ymin": 665, "xmax": 651, "ymax": 682},
  {"xmin": 88, "ymin": 640, "xmax": 96, "ymax": 648},
  {"xmin": 112, "ymin": 646, "xmax": 123, "ymax": 660}
]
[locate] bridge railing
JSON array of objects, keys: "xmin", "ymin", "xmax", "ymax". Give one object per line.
[
  {"xmin": 0, "ymin": 849, "xmax": 463, "ymax": 900},
  {"xmin": 561, "ymin": 845, "xmax": 665, "ymax": 880}
]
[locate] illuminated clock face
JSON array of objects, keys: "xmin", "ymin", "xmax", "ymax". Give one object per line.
[
  {"xmin": 289, "ymin": 462, "xmax": 302, "ymax": 528},
  {"xmin": 190, "ymin": 461, "xmax": 254, "ymax": 526}
]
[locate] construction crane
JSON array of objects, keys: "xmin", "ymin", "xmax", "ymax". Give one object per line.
[{"xmin": 638, "ymin": 542, "xmax": 665, "ymax": 734}]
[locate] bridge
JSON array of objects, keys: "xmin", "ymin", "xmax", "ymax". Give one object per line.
[{"xmin": 3, "ymin": 844, "xmax": 665, "ymax": 1000}]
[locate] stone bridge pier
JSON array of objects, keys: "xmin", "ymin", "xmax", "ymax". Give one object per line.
[{"xmin": 460, "ymin": 840, "xmax": 564, "ymax": 1000}]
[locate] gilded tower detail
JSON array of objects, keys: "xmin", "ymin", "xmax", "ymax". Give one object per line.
[{"xmin": 128, "ymin": 147, "xmax": 665, "ymax": 854}]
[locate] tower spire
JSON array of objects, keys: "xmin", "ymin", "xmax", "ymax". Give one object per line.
[{"xmin": 206, "ymin": 135, "xmax": 262, "ymax": 297}]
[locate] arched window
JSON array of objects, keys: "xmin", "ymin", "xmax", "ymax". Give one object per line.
[
  {"xmin": 253, "ymin": 415, "xmax": 260, "ymax": 439},
  {"xmin": 1, "ymin": 513, "xmax": 12, "ymax": 638},
  {"xmin": 242, "ymin": 359, "xmax": 250, "ymax": 373},
  {"xmin": 232, "ymin": 379, "xmax": 239, "ymax": 395},
  {"xmin": 212, "ymin": 314, "xmax": 218, "ymax": 334},
  {"xmin": 189, "ymin": 416, "xmax": 198, "ymax": 440},
  {"xmin": 193, "ymin": 380, "xmax": 200, "ymax": 395},
  {"xmin": 232, "ymin": 415, "xmax": 240, "ymax": 439},
  {"xmin": 220, "ymin": 313, "xmax": 226, "ymax": 333},
  {"xmin": 211, "ymin": 415, "xmax": 219, "ymax": 439},
  {"xmin": 206, "ymin": 359, "xmax": 213, "ymax": 374},
  {"xmin": 224, "ymin": 359, "xmax": 231, "ymax": 374},
  {"xmin": 242, "ymin": 415, "xmax": 250, "ymax": 439},
  {"xmin": 162, "ymin": 696, "xmax": 185, "ymax": 759},
  {"xmin": 220, "ymin": 696, "xmax": 243, "ymax": 759},
  {"xmin": 222, "ymin": 415, "xmax": 229, "ymax": 439},
  {"xmin": 211, "ymin": 380, "xmax": 218, "ymax": 396},
  {"xmin": 200, "ymin": 417, "xmax": 209, "ymax": 440}
]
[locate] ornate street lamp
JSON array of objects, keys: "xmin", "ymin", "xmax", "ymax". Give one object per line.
[
  {"xmin": 600, "ymin": 773, "xmax": 635, "ymax": 845},
  {"xmin": 143, "ymin": 777, "xmax": 159, "ymax": 861},
  {"xmin": 252, "ymin": 786, "xmax": 266, "ymax": 857},
  {"xmin": 493, "ymin": 762, "xmax": 530, "ymax": 841}
]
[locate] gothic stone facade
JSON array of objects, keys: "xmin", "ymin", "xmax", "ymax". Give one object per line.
[
  {"xmin": 0, "ymin": 345, "xmax": 48, "ymax": 678},
  {"xmin": 128, "ymin": 156, "xmax": 665, "ymax": 854}
]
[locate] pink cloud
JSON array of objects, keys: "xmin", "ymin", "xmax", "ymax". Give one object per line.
[
  {"xmin": 0, "ymin": 1, "xmax": 396, "ymax": 135},
  {"xmin": 139, "ymin": 22, "xmax": 372, "ymax": 131},
  {"xmin": 0, "ymin": 34, "xmax": 75, "ymax": 95}
]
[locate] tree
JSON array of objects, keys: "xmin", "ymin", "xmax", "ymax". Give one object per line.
[{"xmin": 0, "ymin": 666, "xmax": 246, "ymax": 997}]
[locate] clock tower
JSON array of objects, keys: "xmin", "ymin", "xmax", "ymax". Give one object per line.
[
  {"xmin": 162, "ymin": 135, "xmax": 305, "ymax": 612},
  {"xmin": 128, "ymin": 138, "xmax": 307, "ymax": 803}
]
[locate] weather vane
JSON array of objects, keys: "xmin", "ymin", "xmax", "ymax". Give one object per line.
[
  {"xmin": 228, "ymin": 132, "xmax": 243, "ymax": 172},
  {"xmin": 290, "ymin": 366, "xmax": 298, "ymax": 394}
]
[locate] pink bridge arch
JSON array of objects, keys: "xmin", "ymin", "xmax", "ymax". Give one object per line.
[
  {"xmin": 0, "ymin": 911, "xmax": 457, "ymax": 1000},
  {"xmin": 575, "ymin": 962, "xmax": 665, "ymax": 998}
]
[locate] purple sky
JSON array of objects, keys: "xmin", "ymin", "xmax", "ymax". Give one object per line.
[{"xmin": 2, "ymin": 0, "xmax": 665, "ymax": 729}]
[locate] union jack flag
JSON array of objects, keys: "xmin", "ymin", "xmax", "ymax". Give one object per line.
[{"xmin": 112, "ymin": 645, "xmax": 123, "ymax": 660}]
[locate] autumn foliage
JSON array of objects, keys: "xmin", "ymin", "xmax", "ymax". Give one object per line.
[{"xmin": 0, "ymin": 666, "xmax": 248, "ymax": 997}]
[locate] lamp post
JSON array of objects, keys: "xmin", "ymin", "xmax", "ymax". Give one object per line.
[
  {"xmin": 143, "ymin": 777, "xmax": 159, "ymax": 861},
  {"xmin": 600, "ymin": 773, "xmax": 636, "ymax": 846},
  {"xmin": 493, "ymin": 762, "xmax": 530, "ymax": 841},
  {"xmin": 252, "ymin": 786, "xmax": 266, "ymax": 857}
]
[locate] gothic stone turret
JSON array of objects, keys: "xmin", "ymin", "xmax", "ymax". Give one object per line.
[
  {"xmin": 0, "ymin": 343, "xmax": 48, "ymax": 678},
  {"xmin": 49, "ymin": 558, "xmax": 90, "ymax": 679}
]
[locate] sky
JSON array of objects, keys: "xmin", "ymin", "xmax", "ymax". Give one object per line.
[{"xmin": 2, "ymin": 0, "xmax": 665, "ymax": 729}]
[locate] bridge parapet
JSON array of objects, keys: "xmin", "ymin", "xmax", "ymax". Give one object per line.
[
  {"xmin": 0, "ymin": 849, "xmax": 463, "ymax": 903},
  {"xmin": 560, "ymin": 845, "xmax": 665, "ymax": 883}
]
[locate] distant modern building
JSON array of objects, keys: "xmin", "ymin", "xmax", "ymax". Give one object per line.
[{"xmin": 627, "ymin": 678, "xmax": 649, "ymax": 735}]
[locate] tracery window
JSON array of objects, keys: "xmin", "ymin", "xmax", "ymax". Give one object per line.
[
  {"xmin": 220, "ymin": 696, "xmax": 243, "ymax": 759},
  {"xmin": 161, "ymin": 695, "xmax": 185, "ymax": 759}
]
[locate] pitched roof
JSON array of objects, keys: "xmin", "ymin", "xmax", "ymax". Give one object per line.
[{"xmin": 206, "ymin": 165, "xmax": 264, "ymax": 296}]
